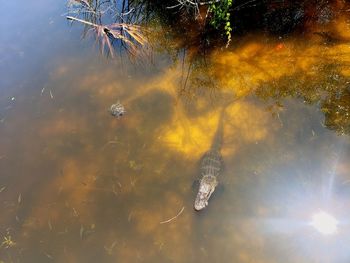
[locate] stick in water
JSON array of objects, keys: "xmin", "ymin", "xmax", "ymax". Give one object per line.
[{"xmin": 160, "ymin": 206, "xmax": 185, "ymax": 224}]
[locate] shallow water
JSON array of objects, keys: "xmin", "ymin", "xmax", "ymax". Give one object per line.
[{"xmin": 1, "ymin": 0, "xmax": 350, "ymax": 262}]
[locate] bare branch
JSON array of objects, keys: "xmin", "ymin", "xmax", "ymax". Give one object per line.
[{"xmin": 160, "ymin": 206, "xmax": 185, "ymax": 224}]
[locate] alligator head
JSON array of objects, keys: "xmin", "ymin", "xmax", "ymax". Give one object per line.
[{"xmin": 194, "ymin": 175, "xmax": 218, "ymax": 211}]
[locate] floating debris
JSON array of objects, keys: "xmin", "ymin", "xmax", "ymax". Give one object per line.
[
  {"xmin": 79, "ymin": 224, "xmax": 95, "ymax": 240},
  {"xmin": 101, "ymin": 140, "xmax": 121, "ymax": 151},
  {"xmin": 72, "ymin": 207, "xmax": 79, "ymax": 217},
  {"xmin": 0, "ymin": 187, "xmax": 6, "ymax": 193},
  {"xmin": 0, "ymin": 235, "xmax": 16, "ymax": 248},
  {"xmin": 104, "ymin": 240, "xmax": 118, "ymax": 255},
  {"xmin": 80, "ymin": 225, "xmax": 84, "ymax": 240},
  {"xmin": 129, "ymin": 160, "xmax": 137, "ymax": 170},
  {"xmin": 48, "ymin": 219, "xmax": 53, "ymax": 231},
  {"xmin": 154, "ymin": 240, "xmax": 164, "ymax": 251},
  {"xmin": 110, "ymin": 102, "xmax": 126, "ymax": 118},
  {"xmin": 44, "ymin": 252, "xmax": 53, "ymax": 260},
  {"xmin": 18, "ymin": 193, "xmax": 21, "ymax": 204},
  {"xmin": 112, "ymin": 184, "xmax": 118, "ymax": 196},
  {"xmin": 129, "ymin": 160, "xmax": 143, "ymax": 171},
  {"xmin": 160, "ymin": 206, "xmax": 185, "ymax": 224},
  {"xmin": 128, "ymin": 211, "xmax": 133, "ymax": 222},
  {"xmin": 57, "ymin": 228, "xmax": 68, "ymax": 235}
]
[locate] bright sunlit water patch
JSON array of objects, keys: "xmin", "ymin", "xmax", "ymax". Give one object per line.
[{"xmin": 310, "ymin": 211, "xmax": 338, "ymax": 235}]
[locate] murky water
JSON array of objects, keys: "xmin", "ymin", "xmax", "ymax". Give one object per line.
[{"xmin": 1, "ymin": 0, "xmax": 350, "ymax": 262}]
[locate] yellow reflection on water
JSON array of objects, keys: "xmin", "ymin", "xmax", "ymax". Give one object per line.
[
  {"xmin": 224, "ymin": 101, "xmax": 271, "ymax": 151},
  {"xmin": 210, "ymin": 35, "xmax": 350, "ymax": 98},
  {"xmin": 160, "ymin": 100, "xmax": 272, "ymax": 158},
  {"xmin": 160, "ymin": 107, "xmax": 220, "ymax": 157}
]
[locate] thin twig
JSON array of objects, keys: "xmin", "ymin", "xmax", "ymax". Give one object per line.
[
  {"xmin": 160, "ymin": 206, "xmax": 185, "ymax": 224},
  {"xmin": 67, "ymin": 15, "xmax": 99, "ymax": 27},
  {"xmin": 166, "ymin": 3, "xmax": 183, "ymax": 9},
  {"xmin": 101, "ymin": 140, "xmax": 121, "ymax": 151},
  {"xmin": 197, "ymin": 0, "xmax": 220, "ymax": 5},
  {"xmin": 121, "ymin": 8, "xmax": 135, "ymax": 16}
]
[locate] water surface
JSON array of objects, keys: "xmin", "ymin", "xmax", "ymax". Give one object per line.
[{"xmin": 1, "ymin": 1, "xmax": 350, "ymax": 262}]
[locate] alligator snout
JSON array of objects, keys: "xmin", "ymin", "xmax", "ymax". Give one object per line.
[{"xmin": 194, "ymin": 175, "xmax": 218, "ymax": 211}]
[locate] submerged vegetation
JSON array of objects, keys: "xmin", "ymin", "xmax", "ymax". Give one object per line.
[
  {"xmin": 66, "ymin": 0, "xmax": 350, "ymax": 136},
  {"xmin": 67, "ymin": 0, "xmax": 346, "ymax": 53}
]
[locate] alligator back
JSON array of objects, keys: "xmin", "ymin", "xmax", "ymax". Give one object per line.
[
  {"xmin": 200, "ymin": 150, "xmax": 222, "ymax": 177},
  {"xmin": 199, "ymin": 105, "xmax": 225, "ymax": 177}
]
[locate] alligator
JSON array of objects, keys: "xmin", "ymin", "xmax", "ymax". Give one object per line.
[{"xmin": 194, "ymin": 106, "xmax": 226, "ymax": 211}]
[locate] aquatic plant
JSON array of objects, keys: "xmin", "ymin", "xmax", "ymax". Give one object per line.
[
  {"xmin": 67, "ymin": 16, "xmax": 147, "ymax": 57},
  {"xmin": 0, "ymin": 235, "xmax": 16, "ymax": 249},
  {"xmin": 166, "ymin": 0, "xmax": 233, "ymax": 46},
  {"xmin": 66, "ymin": 0, "xmax": 148, "ymax": 57},
  {"xmin": 208, "ymin": 0, "xmax": 233, "ymax": 47}
]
